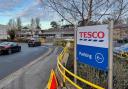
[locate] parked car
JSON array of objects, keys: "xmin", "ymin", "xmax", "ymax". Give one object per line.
[
  {"xmin": 28, "ymin": 39, "xmax": 41, "ymax": 47},
  {"xmin": 0, "ymin": 42, "xmax": 21, "ymax": 55},
  {"xmin": 114, "ymin": 44, "xmax": 128, "ymax": 57}
]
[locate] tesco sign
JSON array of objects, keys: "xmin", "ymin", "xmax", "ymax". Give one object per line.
[
  {"xmin": 79, "ymin": 31, "xmax": 105, "ymax": 38},
  {"xmin": 76, "ymin": 25, "xmax": 109, "ymax": 71}
]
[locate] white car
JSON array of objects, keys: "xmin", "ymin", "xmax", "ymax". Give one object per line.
[
  {"xmin": 113, "ymin": 47, "xmax": 123, "ymax": 54},
  {"xmin": 114, "ymin": 44, "xmax": 128, "ymax": 57}
]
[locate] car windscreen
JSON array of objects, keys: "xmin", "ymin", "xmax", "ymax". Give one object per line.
[
  {"xmin": 120, "ymin": 44, "xmax": 128, "ymax": 48},
  {"xmin": 29, "ymin": 40, "xmax": 35, "ymax": 42},
  {"xmin": 122, "ymin": 48, "xmax": 128, "ymax": 52},
  {"xmin": 0, "ymin": 42, "xmax": 10, "ymax": 46},
  {"xmin": 0, "ymin": 42, "xmax": 16, "ymax": 46}
]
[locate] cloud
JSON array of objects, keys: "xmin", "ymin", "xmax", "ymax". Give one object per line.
[
  {"xmin": 0, "ymin": 0, "xmax": 21, "ymax": 11},
  {"xmin": 15, "ymin": 0, "xmax": 56, "ymax": 21},
  {"xmin": 16, "ymin": 2, "xmax": 42, "ymax": 18},
  {"xmin": 0, "ymin": 0, "xmax": 60, "ymax": 23},
  {"xmin": 0, "ymin": 0, "xmax": 23, "ymax": 18},
  {"xmin": 36, "ymin": 0, "xmax": 43, "ymax": 4}
]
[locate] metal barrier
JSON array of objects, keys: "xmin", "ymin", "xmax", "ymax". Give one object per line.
[{"xmin": 57, "ymin": 47, "xmax": 105, "ymax": 89}]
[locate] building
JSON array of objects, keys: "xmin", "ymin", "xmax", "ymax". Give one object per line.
[
  {"xmin": 0, "ymin": 24, "xmax": 125, "ymax": 41},
  {"xmin": 40, "ymin": 28, "xmax": 74, "ymax": 39},
  {"xmin": 113, "ymin": 24, "xmax": 128, "ymax": 40},
  {"xmin": 40, "ymin": 24, "xmax": 128, "ymax": 41},
  {"xmin": 16, "ymin": 27, "xmax": 42, "ymax": 39},
  {"xmin": 0, "ymin": 25, "xmax": 8, "ymax": 39}
]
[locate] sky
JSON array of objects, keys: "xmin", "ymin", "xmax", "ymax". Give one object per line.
[{"xmin": 0, "ymin": 0, "xmax": 60, "ymax": 29}]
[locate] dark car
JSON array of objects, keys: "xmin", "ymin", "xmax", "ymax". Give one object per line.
[
  {"xmin": 0, "ymin": 42, "xmax": 21, "ymax": 55},
  {"xmin": 28, "ymin": 39, "xmax": 41, "ymax": 47}
]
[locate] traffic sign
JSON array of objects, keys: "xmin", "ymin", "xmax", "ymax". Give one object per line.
[
  {"xmin": 76, "ymin": 25, "xmax": 109, "ymax": 71},
  {"xmin": 47, "ymin": 69, "xmax": 58, "ymax": 89}
]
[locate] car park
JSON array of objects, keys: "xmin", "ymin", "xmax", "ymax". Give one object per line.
[{"xmin": 0, "ymin": 42, "xmax": 21, "ymax": 55}]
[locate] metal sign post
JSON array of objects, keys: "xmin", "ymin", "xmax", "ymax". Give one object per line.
[
  {"xmin": 108, "ymin": 21, "xmax": 113, "ymax": 89},
  {"xmin": 74, "ymin": 25, "xmax": 77, "ymax": 83}
]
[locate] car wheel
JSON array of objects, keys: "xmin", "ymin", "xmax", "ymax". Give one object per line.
[
  {"xmin": 17, "ymin": 47, "xmax": 21, "ymax": 52},
  {"xmin": 28, "ymin": 45, "xmax": 31, "ymax": 47},
  {"xmin": 8, "ymin": 49, "xmax": 12, "ymax": 54}
]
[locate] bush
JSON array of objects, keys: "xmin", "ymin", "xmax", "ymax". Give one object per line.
[
  {"xmin": 15, "ymin": 37, "xmax": 29, "ymax": 43},
  {"xmin": 7, "ymin": 29, "xmax": 16, "ymax": 40},
  {"xmin": 53, "ymin": 40, "xmax": 67, "ymax": 47}
]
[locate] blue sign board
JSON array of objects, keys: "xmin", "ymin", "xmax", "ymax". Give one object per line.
[{"xmin": 76, "ymin": 25, "xmax": 109, "ymax": 71}]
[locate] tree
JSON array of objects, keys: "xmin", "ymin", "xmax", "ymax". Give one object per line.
[
  {"xmin": 124, "ymin": 17, "xmax": 128, "ymax": 24},
  {"xmin": 16, "ymin": 17, "xmax": 22, "ymax": 31},
  {"xmin": 40, "ymin": 0, "xmax": 128, "ymax": 26},
  {"xmin": 8, "ymin": 19, "xmax": 16, "ymax": 30},
  {"xmin": 44, "ymin": 0, "xmax": 111, "ymax": 25},
  {"xmin": 7, "ymin": 19, "xmax": 17, "ymax": 40},
  {"xmin": 35, "ymin": 18, "xmax": 41, "ymax": 29},
  {"xmin": 110, "ymin": 0, "xmax": 128, "ymax": 24},
  {"xmin": 102, "ymin": 18, "xmax": 112, "ymax": 24},
  {"xmin": 30, "ymin": 18, "xmax": 36, "ymax": 29},
  {"xmin": 7, "ymin": 29, "xmax": 16, "ymax": 40},
  {"xmin": 102, "ymin": 18, "xmax": 124, "ymax": 24},
  {"xmin": 50, "ymin": 21, "xmax": 59, "ymax": 28},
  {"xmin": 8, "ymin": 19, "xmax": 13, "ymax": 27},
  {"xmin": 61, "ymin": 24, "xmax": 74, "ymax": 28}
]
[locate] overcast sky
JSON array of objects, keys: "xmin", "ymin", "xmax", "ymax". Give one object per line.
[{"xmin": 0, "ymin": 0, "xmax": 61, "ymax": 29}]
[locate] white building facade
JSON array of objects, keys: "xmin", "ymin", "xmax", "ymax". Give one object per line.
[
  {"xmin": 0, "ymin": 25, "xmax": 8, "ymax": 39},
  {"xmin": 41, "ymin": 28, "xmax": 74, "ymax": 39}
]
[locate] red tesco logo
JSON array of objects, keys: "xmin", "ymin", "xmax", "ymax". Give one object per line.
[{"xmin": 79, "ymin": 31, "xmax": 105, "ymax": 39}]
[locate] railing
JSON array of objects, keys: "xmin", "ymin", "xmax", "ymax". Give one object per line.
[{"xmin": 57, "ymin": 47, "xmax": 105, "ymax": 89}]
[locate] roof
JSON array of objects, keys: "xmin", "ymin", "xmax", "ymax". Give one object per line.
[
  {"xmin": 114, "ymin": 24, "xmax": 128, "ymax": 29},
  {"xmin": 41, "ymin": 24, "xmax": 128, "ymax": 33},
  {"xmin": 41, "ymin": 27, "xmax": 74, "ymax": 33}
]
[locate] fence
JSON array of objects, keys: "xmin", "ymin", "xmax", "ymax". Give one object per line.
[{"xmin": 57, "ymin": 47, "xmax": 105, "ymax": 89}]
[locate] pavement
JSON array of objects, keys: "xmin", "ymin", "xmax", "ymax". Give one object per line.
[
  {"xmin": 0, "ymin": 43, "xmax": 63, "ymax": 89},
  {"xmin": 0, "ymin": 43, "xmax": 51, "ymax": 80},
  {"xmin": 25, "ymin": 46, "xmax": 63, "ymax": 89}
]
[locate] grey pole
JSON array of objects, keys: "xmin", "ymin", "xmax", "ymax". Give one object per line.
[
  {"xmin": 74, "ymin": 25, "xmax": 77, "ymax": 83},
  {"xmin": 108, "ymin": 20, "xmax": 113, "ymax": 89}
]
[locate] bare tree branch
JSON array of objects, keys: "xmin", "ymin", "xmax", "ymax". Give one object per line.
[{"xmin": 41, "ymin": 0, "xmax": 128, "ymax": 26}]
